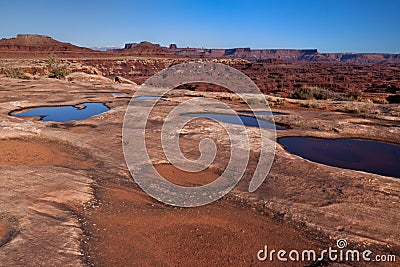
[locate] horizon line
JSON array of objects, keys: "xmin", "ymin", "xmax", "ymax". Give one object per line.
[{"xmin": 3, "ymin": 33, "xmax": 400, "ymax": 55}]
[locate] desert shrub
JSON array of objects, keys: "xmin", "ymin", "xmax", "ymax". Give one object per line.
[
  {"xmin": 246, "ymin": 97, "xmax": 262, "ymax": 105},
  {"xmin": 275, "ymin": 98, "xmax": 285, "ymax": 106},
  {"xmin": 371, "ymin": 109, "xmax": 382, "ymax": 115},
  {"xmin": 372, "ymin": 98, "xmax": 389, "ymax": 104},
  {"xmin": 387, "ymin": 94, "xmax": 400, "ymax": 104},
  {"xmin": 343, "ymin": 106, "xmax": 360, "ymax": 114},
  {"xmin": 46, "ymin": 54, "xmax": 70, "ymax": 79},
  {"xmin": 301, "ymin": 102, "xmax": 320, "ymax": 109},
  {"xmin": 291, "ymin": 87, "xmax": 336, "ymax": 100},
  {"xmin": 220, "ymin": 96, "xmax": 233, "ymax": 101},
  {"xmin": 4, "ymin": 68, "xmax": 30, "ymax": 79},
  {"xmin": 346, "ymin": 90, "xmax": 363, "ymax": 101},
  {"xmin": 342, "ymin": 105, "xmax": 370, "ymax": 114},
  {"xmin": 265, "ymin": 96, "xmax": 273, "ymax": 102}
]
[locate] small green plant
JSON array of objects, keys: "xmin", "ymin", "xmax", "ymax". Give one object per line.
[
  {"xmin": 46, "ymin": 54, "xmax": 70, "ymax": 79},
  {"xmin": 4, "ymin": 68, "xmax": 30, "ymax": 79}
]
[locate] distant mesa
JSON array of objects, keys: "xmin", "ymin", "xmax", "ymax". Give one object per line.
[
  {"xmin": 0, "ymin": 34, "xmax": 93, "ymax": 51},
  {"xmin": 120, "ymin": 41, "xmax": 400, "ymax": 63},
  {"xmin": 0, "ymin": 34, "xmax": 98, "ymax": 58},
  {"xmin": 120, "ymin": 41, "xmax": 174, "ymax": 56},
  {"xmin": 0, "ymin": 34, "xmax": 399, "ymax": 63}
]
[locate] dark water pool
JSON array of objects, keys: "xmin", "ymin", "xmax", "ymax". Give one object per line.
[
  {"xmin": 133, "ymin": 96, "xmax": 163, "ymax": 100},
  {"xmin": 278, "ymin": 137, "xmax": 400, "ymax": 178},
  {"xmin": 11, "ymin": 102, "xmax": 109, "ymax": 122},
  {"xmin": 239, "ymin": 111, "xmax": 283, "ymax": 116},
  {"xmin": 182, "ymin": 113, "xmax": 286, "ymax": 130}
]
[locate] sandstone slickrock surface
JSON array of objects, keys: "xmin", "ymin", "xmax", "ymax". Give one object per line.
[
  {"xmin": 1, "ymin": 76, "xmax": 398, "ymax": 265},
  {"xmin": 0, "ymin": 77, "xmax": 131, "ymax": 265},
  {"xmin": 0, "ymin": 36, "xmax": 399, "ymax": 265},
  {"xmin": 65, "ymin": 72, "xmax": 114, "ymax": 83}
]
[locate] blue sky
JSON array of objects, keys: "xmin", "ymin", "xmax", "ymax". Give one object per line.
[{"xmin": 0, "ymin": 0, "xmax": 399, "ymax": 53}]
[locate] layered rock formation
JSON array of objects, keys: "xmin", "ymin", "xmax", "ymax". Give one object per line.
[
  {"xmin": 120, "ymin": 41, "xmax": 175, "ymax": 57},
  {"xmin": 1, "ymin": 34, "xmax": 399, "ymax": 64},
  {"xmin": 169, "ymin": 46, "xmax": 319, "ymax": 62},
  {"xmin": 1, "ymin": 35, "xmax": 399, "ymax": 94},
  {"xmin": 320, "ymin": 52, "xmax": 400, "ymax": 64},
  {"xmin": 83, "ymin": 58, "xmax": 400, "ymax": 94},
  {"xmin": 171, "ymin": 46, "xmax": 400, "ymax": 63},
  {"xmin": 122, "ymin": 42, "xmax": 400, "ymax": 64},
  {"xmin": 0, "ymin": 34, "xmax": 99, "ymax": 58}
]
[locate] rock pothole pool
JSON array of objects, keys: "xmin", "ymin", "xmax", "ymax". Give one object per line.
[
  {"xmin": 133, "ymin": 96, "xmax": 163, "ymax": 101},
  {"xmin": 10, "ymin": 102, "xmax": 109, "ymax": 122},
  {"xmin": 239, "ymin": 111, "xmax": 283, "ymax": 116},
  {"xmin": 278, "ymin": 137, "xmax": 400, "ymax": 178},
  {"xmin": 182, "ymin": 113, "xmax": 286, "ymax": 130}
]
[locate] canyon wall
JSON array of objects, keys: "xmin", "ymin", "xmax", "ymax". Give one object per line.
[{"xmin": 122, "ymin": 42, "xmax": 400, "ymax": 64}]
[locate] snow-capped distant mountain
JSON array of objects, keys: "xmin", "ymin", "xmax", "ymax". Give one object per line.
[{"xmin": 90, "ymin": 46, "xmax": 122, "ymax": 52}]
